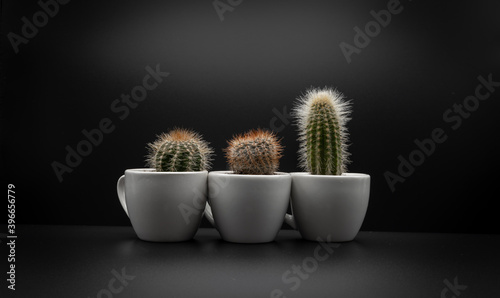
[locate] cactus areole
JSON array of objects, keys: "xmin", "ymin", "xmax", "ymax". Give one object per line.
[
  {"xmin": 294, "ymin": 88, "xmax": 351, "ymax": 175},
  {"xmin": 146, "ymin": 128, "xmax": 213, "ymax": 172}
]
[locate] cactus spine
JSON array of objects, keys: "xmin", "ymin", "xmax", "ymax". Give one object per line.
[
  {"xmin": 225, "ymin": 129, "xmax": 283, "ymax": 175},
  {"xmin": 146, "ymin": 128, "xmax": 213, "ymax": 172},
  {"xmin": 294, "ymin": 88, "xmax": 351, "ymax": 175}
]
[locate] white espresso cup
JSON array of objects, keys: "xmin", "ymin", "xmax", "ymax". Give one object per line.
[
  {"xmin": 117, "ymin": 169, "xmax": 208, "ymax": 242},
  {"xmin": 204, "ymin": 171, "xmax": 291, "ymax": 243},
  {"xmin": 285, "ymin": 173, "xmax": 370, "ymax": 242}
]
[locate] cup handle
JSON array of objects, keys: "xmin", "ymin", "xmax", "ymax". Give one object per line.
[
  {"xmin": 117, "ymin": 175, "xmax": 129, "ymax": 217},
  {"xmin": 284, "ymin": 213, "xmax": 297, "ymax": 230},
  {"xmin": 204, "ymin": 202, "xmax": 216, "ymax": 228},
  {"xmin": 284, "ymin": 197, "xmax": 297, "ymax": 229}
]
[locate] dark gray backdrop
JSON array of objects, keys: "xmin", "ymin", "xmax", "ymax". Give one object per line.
[{"xmin": 1, "ymin": 0, "xmax": 499, "ymax": 233}]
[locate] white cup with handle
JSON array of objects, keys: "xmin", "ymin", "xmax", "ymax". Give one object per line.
[
  {"xmin": 284, "ymin": 172, "xmax": 370, "ymax": 242},
  {"xmin": 204, "ymin": 171, "xmax": 291, "ymax": 243},
  {"xmin": 117, "ymin": 168, "xmax": 208, "ymax": 242}
]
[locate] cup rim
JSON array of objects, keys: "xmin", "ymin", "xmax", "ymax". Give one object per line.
[
  {"xmin": 290, "ymin": 172, "xmax": 370, "ymax": 178},
  {"xmin": 209, "ymin": 170, "xmax": 290, "ymax": 177},
  {"xmin": 125, "ymin": 168, "xmax": 208, "ymax": 174}
]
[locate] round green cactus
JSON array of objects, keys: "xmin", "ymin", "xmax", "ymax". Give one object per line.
[
  {"xmin": 294, "ymin": 88, "xmax": 351, "ymax": 175},
  {"xmin": 146, "ymin": 128, "xmax": 213, "ymax": 172},
  {"xmin": 225, "ymin": 129, "xmax": 283, "ymax": 175}
]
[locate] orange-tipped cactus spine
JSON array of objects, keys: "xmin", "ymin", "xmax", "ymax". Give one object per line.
[
  {"xmin": 225, "ymin": 129, "xmax": 283, "ymax": 175},
  {"xmin": 146, "ymin": 128, "xmax": 213, "ymax": 172}
]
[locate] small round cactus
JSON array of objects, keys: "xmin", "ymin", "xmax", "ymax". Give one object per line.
[
  {"xmin": 225, "ymin": 129, "xmax": 283, "ymax": 175},
  {"xmin": 294, "ymin": 87, "xmax": 351, "ymax": 175},
  {"xmin": 146, "ymin": 128, "xmax": 214, "ymax": 172}
]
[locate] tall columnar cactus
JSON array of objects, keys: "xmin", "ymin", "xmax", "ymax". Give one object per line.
[
  {"xmin": 146, "ymin": 128, "xmax": 214, "ymax": 172},
  {"xmin": 225, "ymin": 129, "xmax": 283, "ymax": 175},
  {"xmin": 294, "ymin": 87, "xmax": 351, "ymax": 175}
]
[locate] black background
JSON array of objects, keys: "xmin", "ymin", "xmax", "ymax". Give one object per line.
[{"xmin": 1, "ymin": 0, "xmax": 499, "ymax": 233}]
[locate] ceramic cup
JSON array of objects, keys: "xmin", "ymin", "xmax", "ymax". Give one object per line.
[
  {"xmin": 285, "ymin": 173, "xmax": 370, "ymax": 242},
  {"xmin": 204, "ymin": 171, "xmax": 291, "ymax": 243},
  {"xmin": 117, "ymin": 169, "xmax": 207, "ymax": 242}
]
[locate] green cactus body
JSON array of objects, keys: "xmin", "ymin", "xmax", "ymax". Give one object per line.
[
  {"xmin": 294, "ymin": 88, "xmax": 351, "ymax": 175},
  {"xmin": 147, "ymin": 129, "xmax": 213, "ymax": 172},
  {"xmin": 225, "ymin": 129, "xmax": 283, "ymax": 175}
]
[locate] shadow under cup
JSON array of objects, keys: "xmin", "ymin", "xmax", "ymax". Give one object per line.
[{"xmin": 117, "ymin": 169, "xmax": 208, "ymax": 242}]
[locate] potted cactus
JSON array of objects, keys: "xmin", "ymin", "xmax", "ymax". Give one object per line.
[
  {"xmin": 116, "ymin": 128, "xmax": 213, "ymax": 242},
  {"xmin": 204, "ymin": 129, "xmax": 291, "ymax": 243},
  {"xmin": 284, "ymin": 88, "xmax": 371, "ymax": 242}
]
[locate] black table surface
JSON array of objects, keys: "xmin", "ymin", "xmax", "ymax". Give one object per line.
[{"xmin": 1, "ymin": 225, "xmax": 499, "ymax": 298}]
